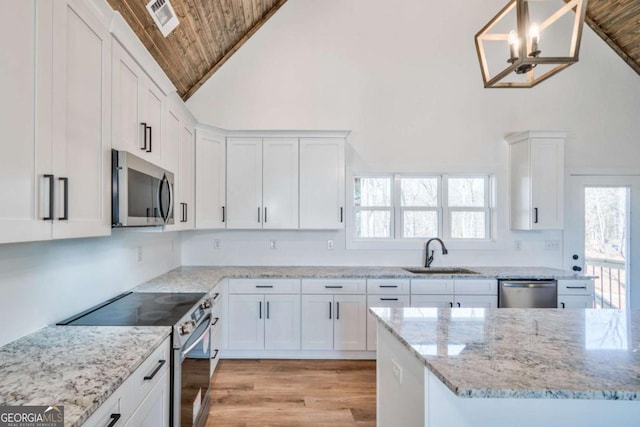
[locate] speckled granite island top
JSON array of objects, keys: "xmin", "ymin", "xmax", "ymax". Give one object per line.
[
  {"xmin": 134, "ymin": 265, "xmax": 586, "ymax": 293},
  {"xmin": 0, "ymin": 326, "xmax": 170, "ymax": 427},
  {"xmin": 371, "ymin": 307, "xmax": 640, "ymax": 400}
]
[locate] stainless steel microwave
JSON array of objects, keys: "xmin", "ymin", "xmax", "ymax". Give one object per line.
[{"xmin": 111, "ymin": 150, "xmax": 174, "ymax": 227}]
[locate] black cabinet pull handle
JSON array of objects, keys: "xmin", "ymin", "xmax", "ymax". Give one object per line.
[
  {"xmin": 449, "ymin": 302, "xmax": 453, "ymax": 308},
  {"xmin": 380, "ymin": 298, "xmax": 398, "ymax": 301},
  {"xmin": 211, "ymin": 349, "xmax": 219, "ymax": 360},
  {"xmin": 256, "ymin": 285, "xmax": 274, "ymax": 288},
  {"xmin": 107, "ymin": 413, "xmax": 121, "ymax": 427},
  {"xmin": 457, "ymin": 302, "xmax": 461, "ymax": 307},
  {"xmin": 340, "ymin": 207, "xmax": 344, "ymax": 223},
  {"xmin": 567, "ymin": 286, "xmax": 587, "ymax": 289},
  {"xmin": 58, "ymin": 177, "xmax": 69, "ymax": 220},
  {"xmin": 143, "ymin": 359, "xmax": 166, "ymax": 380},
  {"xmin": 336, "ymin": 301, "xmax": 340, "ymax": 319},
  {"xmin": 324, "ymin": 285, "xmax": 343, "ymax": 289},
  {"xmin": 146, "ymin": 208, "xmax": 151, "ymax": 218},
  {"xmin": 329, "ymin": 302, "xmax": 332, "ymax": 319},
  {"xmin": 561, "ymin": 302, "xmax": 565, "ymax": 309},
  {"xmin": 185, "ymin": 203, "xmax": 188, "ymax": 222},
  {"xmin": 259, "ymin": 301, "xmax": 262, "ymax": 319},
  {"xmin": 146, "ymin": 125, "xmax": 152, "ymax": 153},
  {"xmin": 212, "ymin": 317, "xmax": 219, "ymax": 326},
  {"xmin": 379, "ymin": 285, "xmax": 398, "ymax": 288},
  {"xmin": 258, "ymin": 207, "xmax": 261, "ymax": 223},
  {"xmin": 43, "ymin": 174, "xmax": 54, "ymax": 220},
  {"xmin": 264, "ymin": 207, "xmax": 267, "ymax": 223},
  {"xmin": 222, "ymin": 206, "xmax": 225, "ymax": 223},
  {"xmin": 140, "ymin": 122, "xmax": 147, "ymax": 150},
  {"xmin": 266, "ymin": 301, "xmax": 270, "ymax": 319},
  {"xmin": 534, "ymin": 207, "xmax": 539, "ymax": 224},
  {"xmin": 212, "ymin": 292, "xmax": 220, "ymax": 301}
]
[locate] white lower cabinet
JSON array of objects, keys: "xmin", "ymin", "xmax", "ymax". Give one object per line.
[
  {"xmin": 227, "ymin": 292, "xmax": 301, "ymax": 351},
  {"xmin": 558, "ymin": 295, "xmax": 594, "ymax": 309},
  {"xmin": 558, "ymin": 279, "xmax": 595, "ymax": 309},
  {"xmin": 300, "ymin": 293, "xmax": 367, "ymax": 351},
  {"xmin": 366, "ymin": 294, "xmax": 410, "ymax": 351},
  {"xmin": 411, "ymin": 279, "xmax": 498, "ymax": 309},
  {"xmin": 83, "ymin": 337, "xmax": 170, "ymax": 427}
]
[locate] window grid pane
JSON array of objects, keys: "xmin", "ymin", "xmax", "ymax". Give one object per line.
[
  {"xmin": 450, "ymin": 211, "xmax": 486, "ymax": 239},
  {"xmin": 400, "ymin": 178, "xmax": 438, "ymax": 207},
  {"xmin": 402, "ymin": 209, "xmax": 439, "ymax": 239},
  {"xmin": 448, "ymin": 177, "xmax": 486, "ymax": 207},
  {"xmin": 355, "ymin": 177, "xmax": 392, "ymax": 207},
  {"xmin": 356, "ymin": 209, "xmax": 392, "ymax": 238}
]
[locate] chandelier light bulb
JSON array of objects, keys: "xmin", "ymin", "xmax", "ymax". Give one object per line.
[
  {"xmin": 508, "ymin": 30, "xmax": 519, "ymax": 62},
  {"xmin": 529, "ymin": 23, "xmax": 540, "ymax": 56}
]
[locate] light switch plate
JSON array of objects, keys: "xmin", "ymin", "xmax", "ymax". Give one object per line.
[{"xmin": 391, "ymin": 359, "xmax": 403, "ymax": 384}]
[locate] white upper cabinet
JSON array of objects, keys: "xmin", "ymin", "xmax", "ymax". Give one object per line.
[
  {"xmin": 50, "ymin": 0, "xmax": 112, "ymax": 239},
  {"xmin": 226, "ymin": 137, "xmax": 299, "ymax": 229},
  {"xmin": 507, "ymin": 131, "xmax": 566, "ymax": 230},
  {"xmin": 299, "ymin": 138, "xmax": 345, "ymax": 229},
  {"xmin": 0, "ymin": 0, "xmax": 111, "ymax": 244},
  {"xmin": 262, "ymin": 138, "xmax": 299, "ymax": 229},
  {"xmin": 226, "ymin": 138, "xmax": 263, "ymax": 229},
  {"xmin": 195, "ymin": 127, "xmax": 226, "ymax": 229},
  {"xmin": 112, "ymin": 40, "xmax": 163, "ymax": 166},
  {"xmin": 0, "ymin": 0, "xmax": 51, "ymax": 244}
]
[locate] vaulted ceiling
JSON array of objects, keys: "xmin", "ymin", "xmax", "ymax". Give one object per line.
[{"xmin": 109, "ymin": 0, "xmax": 639, "ymax": 101}]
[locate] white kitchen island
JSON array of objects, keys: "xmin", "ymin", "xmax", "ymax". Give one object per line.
[{"xmin": 372, "ymin": 307, "xmax": 640, "ymax": 427}]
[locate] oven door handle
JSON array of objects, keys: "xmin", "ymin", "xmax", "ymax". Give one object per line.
[{"xmin": 181, "ymin": 314, "xmax": 211, "ymax": 360}]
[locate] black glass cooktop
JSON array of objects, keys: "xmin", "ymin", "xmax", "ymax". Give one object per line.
[{"xmin": 57, "ymin": 292, "xmax": 206, "ymax": 326}]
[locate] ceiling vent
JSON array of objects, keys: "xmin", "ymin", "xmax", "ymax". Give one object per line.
[{"xmin": 146, "ymin": 0, "xmax": 179, "ymax": 37}]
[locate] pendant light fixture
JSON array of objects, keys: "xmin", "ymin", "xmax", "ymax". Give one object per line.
[{"xmin": 475, "ymin": 0, "xmax": 588, "ymax": 88}]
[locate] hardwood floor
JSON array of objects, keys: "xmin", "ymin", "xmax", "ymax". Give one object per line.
[{"xmin": 206, "ymin": 359, "xmax": 376, "ymax": 426}]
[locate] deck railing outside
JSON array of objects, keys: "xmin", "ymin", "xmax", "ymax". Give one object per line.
[{"xmin": 585, "ymin": 257, "xmax": 626, "ymax": 309}]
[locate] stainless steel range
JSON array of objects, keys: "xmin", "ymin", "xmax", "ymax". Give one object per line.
[{"xmin": 58, "ymin": 291, "xmax": 212, "ymax": 427}]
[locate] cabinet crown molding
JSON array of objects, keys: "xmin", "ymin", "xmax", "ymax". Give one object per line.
[
  {"xmin": 505, "ymin": 130, "xmax": 568, "ymax": 144},
  {"xmin": 195, "ymin": 124, "xmax": 350, "ymax": 139}
]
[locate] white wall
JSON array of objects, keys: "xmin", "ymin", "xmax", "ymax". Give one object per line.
[
  {"xmin": 0, "ymin": 230, "xmax": 180, "ymax": 346},
  {"xmin": 183, "ymin": 0, "xmax": 640, "ymax": 267}
]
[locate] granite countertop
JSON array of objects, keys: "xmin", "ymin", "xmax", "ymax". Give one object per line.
[
  {"xmin": 0, "ymin": 326, "xmax": 171, "ymax": 427},
  {"xmin": 134, "ymin": 265, "xmax": 588, "ymax": 293},
  {"xmin": 371, "ymin": 307, "xmax": 640, "ymax": 400}
]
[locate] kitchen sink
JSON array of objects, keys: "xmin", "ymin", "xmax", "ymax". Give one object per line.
[{"xmin": 403, "ymin": 267, "xmax": 480, "ymax": 275}]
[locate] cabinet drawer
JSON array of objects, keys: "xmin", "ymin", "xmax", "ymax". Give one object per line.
[
  {"xmin": 367, "ymin": 294, "xmax": 411, "ymax": 307},
  {"xmin": 367, "ymin": 279, "xmax": 410, "ymax": 295},
  {"xmin": 301, "ymin": 279, "xmax": 366, "ymax": 294},
  {"xmin": 82, "ymin": 379, "xmax": 127, "ymax": 426},
  {"xmin": 128, "ymin": 336, "xmax": 171, "ymax": 411},
  {"xmin": 410, "ymin": 279, "xmax": 454, "ymax": 295},
  {"xmin": 558, "ymin": 279, "xmax": 594, "ymax": 295},
  {"xmin": 454, "ymin": 279, "xmax": 497, "ymax": 295},
  {"xmin": 228, "ymin": 279, "xmax": 301, "ymax": 294}
]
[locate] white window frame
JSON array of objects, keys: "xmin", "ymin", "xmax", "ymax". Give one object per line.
[
  {"xmin": 347, "ymin": 173, "xmax": 495, "ymax": 250},
  {"xmin": 353, "ymin": 175, "xmax": 394, "ymax": 241},
  {"xmin": 396, "ymin": 175, "xmax": 443, "ymax": 241}
]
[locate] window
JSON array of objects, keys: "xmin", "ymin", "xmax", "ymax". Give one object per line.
[{"xmin": 353, "ymin": 174, "xmax": 491, "ymax": 241}]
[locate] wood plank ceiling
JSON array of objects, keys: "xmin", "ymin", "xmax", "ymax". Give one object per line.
[
  {"xmin": 107, "ymin": 0, "xmax": 287, "ymax": 100},
  {"xmin": 110, "ymin": 0, "xmax": 639, "ymax": 101}
]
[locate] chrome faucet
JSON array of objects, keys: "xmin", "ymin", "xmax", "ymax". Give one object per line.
[{"xmin": 425, "ymin": 238, "xmax": 448, "ymax": 268}]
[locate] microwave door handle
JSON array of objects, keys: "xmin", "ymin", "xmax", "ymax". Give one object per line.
[{"xmin": 166, "ymin": 176, "xmax": 173, "ymax": 223}]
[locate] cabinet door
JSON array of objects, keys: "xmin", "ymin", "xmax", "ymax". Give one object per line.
[
  {"xmin": 140, "ymin": 80, "xmax": 163, "ymax": 165},
  {"xmin": 455, "ymin": 295, "xmax": 497, "ymax": 309},
  {"xmin": 227, "ymin": 295, "xmax": 265, "ymax": 350},
  {"xmin": 111, "ymin": 40, "xmax": 144, "ymax": 155},
  {"xmin": 262, "ymin": 138, "xmax": 299, "ymax": 229},
  {"xmin": 299, "ymin": 138, "xmax": 345, "ymax": 229},
  {"xmin": 126, "ymin": 369, "xmax": 170, "ymax": 427},
  {"xmin": 367, "ymin": 295, "xmax": 410, "ymax": 351},
  {"xmin": 264, "ymin": 294, "xmax": 301, "ymax": 350},
  {"xmin": 0, "ymin": 0, "xmax": 52, "ymax": 243},
  {"xmin": 411, "ymin": 294, "xmax": 453, "ymax": 308},
  {"xmin": 195, "ymin": 129, "xmax": 226, "ymax": 228},
  {"xmin": 51, "ymin": 0, "xmax": 111, "ymax": 239},
  {"xmin": 334, "ymin": 294, "xmax": 367, "ymax": 351},
  {"xmin": 179, "ymin": 124, "xmax": 195, "ymax": 229},
  {"xmin": 530, "ymin": 138, "xmax": 564, "ymax": 229},
  {"xmin": 558, "ymin": 295, "xmax": 594, "ymax": 309},
  {"xmin": 226, "ymin": 138, "xmax": 263, "ymax": 229},
  {"xmin": 301, "ymin": 295, "xmax": 334, "ymax": 350}
]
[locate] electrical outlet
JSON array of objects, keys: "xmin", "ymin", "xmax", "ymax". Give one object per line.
[
  {"xmin": 269, "ymin": 240, "xmax": 277, "ymax": 250},
  {"xmin": 327, "ymin": 240, "xmax": 334, "ymax": 250},
  {"xmin": 137, "ymin": 246, "xmax": 143, "ymax": 263},
  {"xmin": 213, "ymin": 239, "xmax": 221, "ymax": 249},
  {"xmin": 391, "ymin": 359, "xmax": 403, "ymax": 384},
  {"xmin": 514, "ymin": 240, "xmax": 522, "ymax": 250},
  {"xmin": 544, "ymin": 240, "xmax": 560, "ymax": 251}
]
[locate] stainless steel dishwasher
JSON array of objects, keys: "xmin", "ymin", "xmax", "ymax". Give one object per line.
[{"xmin": 498, "ymin": 280, "xmax": 557, "ymax": 308}]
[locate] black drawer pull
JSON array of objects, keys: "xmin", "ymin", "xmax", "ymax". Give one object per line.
[
  {"xmin": 143, "ymin": 359, "xmax": 166, "ymax": 380},
  {"xmin": 336, "ymin": 301, "xmax": 340, "ymax": 319},
  {"xmin": 211, "ymin": 349, "xmax": 219, "ymax": 360},
  {"xmin": 566, "ymin": 286, "xmax": 587, "ymax": 289},
  {"xmin": 325, "ymin": 285, "xmax": 343, "ymax": 289},
  {"xmin": 107, "ymin": 413, "xmax": 121, "ymax": 427},
  {"xmin": 222, "ymin": 206, "xmax": 225, "ymax": 222},
  {"xmin": 256, "ymin": 285, "xmax": 274, "ymax": 288},
  {"xmin": 212, "ymin": 292, "xmax": 220, "ymax": 301},
  {"xmin": 379, "ymin": 285, "xmax": 398, "ymax": 288},
  {"xmin": 212, "ymin": 317, "xmax": 219, "ymax": 326},
  {"xmin": 380, "ymin": 298, "xmax": 398, "ymax": 301}
]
